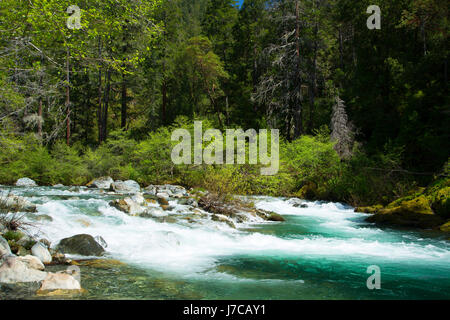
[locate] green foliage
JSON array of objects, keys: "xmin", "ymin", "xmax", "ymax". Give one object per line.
[
  {"xmin": 3, "ymin": 230, "xmax": 24, "ymax": 242},
  {"xmin": 0, "ymin": 0, "xmax": 448, "ymax": 208}
]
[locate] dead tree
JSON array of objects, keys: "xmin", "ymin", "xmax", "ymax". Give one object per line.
[{"xmin": 330, "ymin": 96, "xmax": 354, "ymax": 159}]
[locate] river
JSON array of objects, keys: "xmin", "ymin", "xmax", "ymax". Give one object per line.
[{"xmin": 1, "ymin": 185, "xmax": 449, "ymax": 300}]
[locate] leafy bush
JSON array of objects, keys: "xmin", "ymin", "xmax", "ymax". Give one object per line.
[{"xmin": 0, "ymin": 118, "xmax": 433, "ymax": 207}]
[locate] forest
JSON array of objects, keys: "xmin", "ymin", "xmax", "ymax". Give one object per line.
[{"xmin": 0, "ymin": 0, "xmax": 448, "ymax": 207}]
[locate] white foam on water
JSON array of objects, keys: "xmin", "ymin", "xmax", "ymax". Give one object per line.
[{"xmin": 22, "ymin": 194, "xmax": 449, "ymax": 278}]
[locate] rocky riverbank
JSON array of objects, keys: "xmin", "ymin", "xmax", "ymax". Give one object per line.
[
  {"xmin": 1, "ymin": 177, "xmax": 449, "ymax": 300},
  {"xmin": 0, "ymin": 176, "xmax": 290, "ymax": 297},
  {"xmin": 356, "ymin": 178, "xmax": 449, "ymax": 232}
]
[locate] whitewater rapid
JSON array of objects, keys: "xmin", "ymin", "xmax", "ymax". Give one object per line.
[{"xmin": 4, "ymin": 186, "xmax": 449, "ymax": 280}]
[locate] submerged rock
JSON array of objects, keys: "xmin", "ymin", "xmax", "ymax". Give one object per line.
[
  {"xmin": 212, "ymin": 214, "xmax": 236, "ymax": 229},
  {"xmin": 267, "ymin": 212, "xmax": 286, "ymax": 222},
  {"xmin": 140, "ymin": 207, "xmax": 168, "ymax": 218},
  {"xmin": 290, "ymin": 198, "xmax": 309, "ymax": 208},
  {"xmin": 37, "ymin": 272, "xmax": 81, "ymax": 293},
  {"xmin": 86, "ymin": 177, "xmax": 114, "ymax": 189},
  {"xmin": 0, "ymin": 255, "xmax": 47, "ymax": 284},
  {"xmin": 110, "ymin": 180, "xmax": 141, "ymax": 193},
  {"xmin": 72, "ymin": 259, "xmax": 125, "ymax": 269},
  {"xmin": 28, "ymin": 214, "xmax": 53, "ymax": 222},
  {"xmin": 178, "ymin": 198, "xmax": 198, "ymax": 207},
  {"xmin": 56, "ymin": 234, "xmax": 105, "ymax": 256},
  {"xmin": 15, "ymin": 178, "xmax": 37, "ymax": 187},
  {"xmin": 31, "ymin": 242, "xmax": 52, "ymax": 264},
  {"xmin": 255, "ymin": 209, "xmax": 286, "ymax": 222}
]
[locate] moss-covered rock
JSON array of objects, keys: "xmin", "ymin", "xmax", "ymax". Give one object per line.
[
  {"xmin": 72, "ymin": 259, "xmax": 125, "ymax": 269},
  {"xmin": 366, "ymin": 196, "xmax": 444, "ymax": 229},
  {"xmin": 267, "ymin": 212, "xmax": 286, "ymax": 222},
  {"xmin": 429, "ymin": 187, "xmax": 450, "ymax": 219},
  {"xmin": 355, "ymin": 205, "xmax": 384, "ymax": 214},
  {"xmin": 56, "ymin": 234, "xmax": 105, "ymax": 256},
  {"xmin": 296, "ymin": 182, "xmax": 319, "ymax": 200},
  {"xmin": 440, "ymin": 221, "xmax": 450, "ymax": 233}
]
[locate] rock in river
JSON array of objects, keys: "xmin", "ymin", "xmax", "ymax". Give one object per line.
[
  {"xmin": 56, "ymin": 234, "xmax": 105, "ymax": 256},
  {"xmin": 31, "ymin": 242, "xmax": 52, "ymax": 264},
  {"xmin": 0, "ymin": 255, "xmax": 47, "ymax": 284},
  {"xmin": 86, "ymin": 176, "xmax": 114, "ymax": 189},
  {"xmin": 110, "ymin": 180, "xmax": 141, "ymax": 193},
  {"xmin": 15, "ymin": 178, "xmax": 38, "ymax": 187},
  {"xmin": 365, "ymin": 195, "xmax": 444, "ymax": 229},
  {"xmin": 2, "ymin": 194, "xmax": 37, "ymax": 213},
  {"xmin": 17, "ymin": 255, "xmax": 45, "ymax": 271},
  {"xmin": 38, "ymin": 272, "xmax": 81, "ymax": 292},
  {"xmin": 110, "ymin": 197, "xmax": 147, "ymax": 216}
]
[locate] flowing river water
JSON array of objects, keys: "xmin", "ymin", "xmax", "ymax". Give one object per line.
[{"xmin": 1, "ymin": 185, "xmax": 449, "ymax": 300}]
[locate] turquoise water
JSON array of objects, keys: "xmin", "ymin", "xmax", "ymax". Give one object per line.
[{"xmin": 1, "ymin": 186, "xmax": 449, "ymax": 300}]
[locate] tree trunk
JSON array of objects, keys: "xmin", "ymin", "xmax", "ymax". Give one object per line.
[
  {"xmin": 339, "ymin": 27, "xmax": 344, "ymax": 70},
  {"xmin": 421, "ymin": 22, "xmax": 427, "ymax": 56},
  {"xmin": 161, "ymin": 58, "xmax": 167, "ymax": 125},
  {"xmin": 294, "ymin": 0, "xmax": 302, "ymax": 138},
  {"xmin": 102, "ymin": 68, "xmax": 111, "ymax": 141},
  {"xmin": 97, "ymin": 37, "xmax": 103, "ymax": 143},
  {"xmin": 38, "ymin": 61, "xmax": 43, "ymax": 139},
  {"xmin": 252, "ymin": 45, "xmax": 258, "ymax": 112},
  {"xmin": 309, "ymin": 4, "xmax": 318, "ymax": 132},
  {"xmin": 66, "ymin": 47, "xmax": 71, "ymax": 146},
  {"xmin": 121, "ymin": 72, "xmax": 127, "ymax": 129}
]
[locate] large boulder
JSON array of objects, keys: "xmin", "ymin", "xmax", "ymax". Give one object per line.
[
  {"xmin": 0, "ymin": 236, "xmax": 11, "ymax": 258},
  {"xmin": 94, "ymin": 236, "xmax": 108, "ymax": 249},
  {"xmin": 430, "ymin": 187, "xmax": 450, "ymax": 219},
  {"xmin": 255, "ymin": 209, "xmax": 286, "ymax": 222},
  {"xmin": 86, "ymin": 177, "xmax": 114, "ymax": 189},
  {"xmin": 366, "ymin": 196, "xmax": 444, "ymax": 229},
  {"xmin": 56, "ymin": 234, "xmax": 105, "ymax": 256},
  {"xmin": 38, "ymin": 272, "xmax": 81, "ymax": 293},
  {"xmin": 0, "ymin": 255, "xmax": 47, "ymax": 284},
  {"xmin": 2, "ymin": 194, "xmax": 37, "ymax": 213},
  {"xmin": 110, "ymin": 180, "xmax": 141, "ymax": 193},
  {"xmin": 296, "ymin": 182, "xmax": 319, "ymax": 200},
  {"xmin": 15, "ymin": 178, "xmax": 37, "ymax": 187},
  {"xmin": 17, "ymin": 255, "xmax": 45, "ymax": 271},
  {"xmin": 110, "ymin": 197, "xmax": 147, "ymax": 216},
  {"xmin": 440, "ymin": 221, "xmax": 450, "ymax": 232},
  {"xmin": 31, "ymin": 242, "xmax": 52, "ymax": 264}
]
